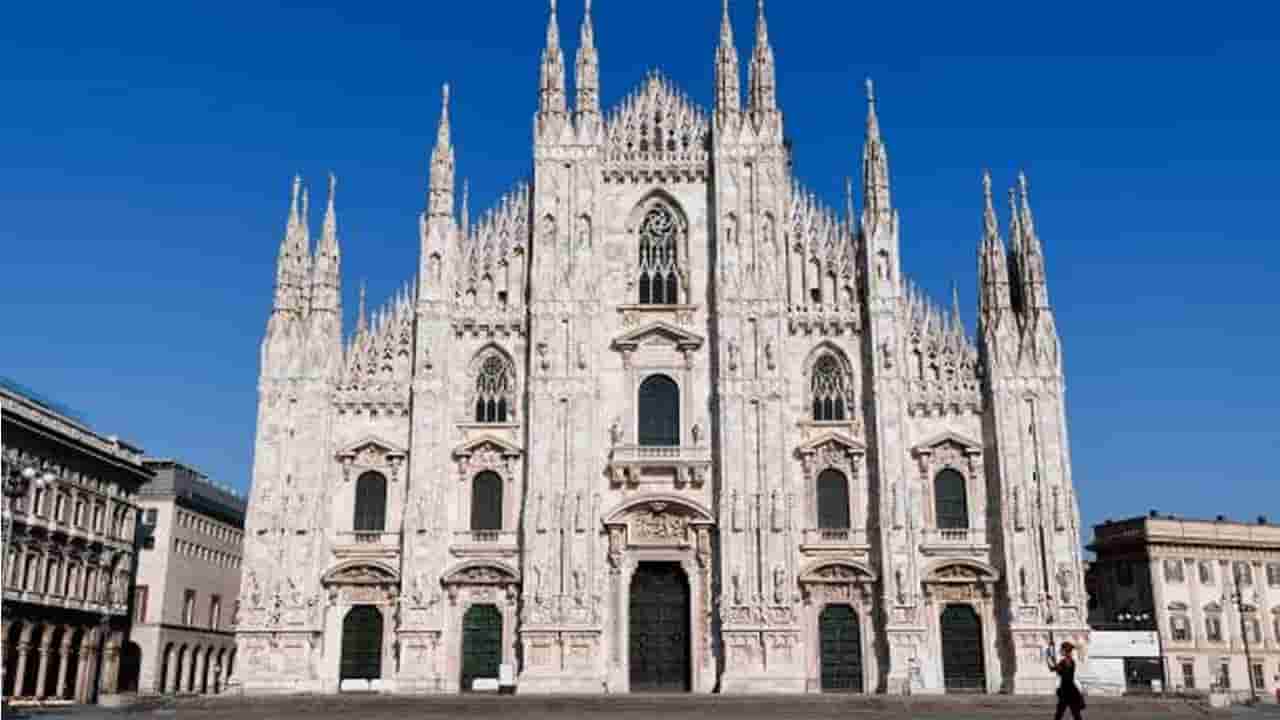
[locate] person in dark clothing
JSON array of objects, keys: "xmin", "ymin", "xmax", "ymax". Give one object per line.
[{"xmin": 1047, "ymin": 641, "xmax": 1086, "ymax": 720}]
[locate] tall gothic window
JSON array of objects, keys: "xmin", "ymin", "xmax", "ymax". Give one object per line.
[
  {"xmin": 470, "ymin": 471, "xmax": 503, "ymax": 532},
  {"xmin": 811, "ymin": 354, "xmax": 849, "ymax": 421},
  {"xmin": 934, "ymin": 469, "xmax": 969, "ymax": 530},
  {"xmin": 638, "ymin": 374, "xmax": 680, "ymax": 447},
  {"xmin": 816, "ymin": 469, "xmax": 851, "ymax": 530},
  {"xmin": 474, "ymin": 353, "xmax": 515, "ymax": 423},
  {"xmin": 637, "ymin": 203, "xmax": 680, "ymax": 305},
  {"xmin": 353, "ymin": 471, "xmax": 387, "ymax": 533}
]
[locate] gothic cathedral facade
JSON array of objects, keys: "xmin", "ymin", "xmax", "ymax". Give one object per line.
[{"xmin": 232, "ymin": 1, "xmax": 1089, "ymax": 696}]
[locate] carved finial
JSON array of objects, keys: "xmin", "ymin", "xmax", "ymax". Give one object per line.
[
  {"xmin": 357, "ymin": 279, "xmax": 368, "ymax": 335},
  {"xmin": 1018, "ymin": 170, "xmax": 1029, "ymax": 200},
  {"xmin": 865, "ymin": 77, "xmax": 876, "ymax": 106},
  {"xmin": 982, "ymin": 169, "xmax": 992, "ymax": 201}
]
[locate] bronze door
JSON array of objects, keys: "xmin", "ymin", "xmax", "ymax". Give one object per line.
[
  {"xmin": 940, "ymin": 604, "xmax": 986, "ymax": 693},
  {"xmin": 629, "ymin": 562, "xmax": 690, "ymax": 692},
  {"xmin": 340, "ymin": 605, "xmax": 383, "ymax": 681},
  {"xmin": 819, "ymin": 605, "xmax": 864, "ymax": 692}
]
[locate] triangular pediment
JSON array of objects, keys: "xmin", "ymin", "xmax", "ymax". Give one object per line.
[
  {"xmin": 452, "ymin": 434, "xmax": 522, "ymax": 458},
  {"xmin": 612, "ymin": 321, "xmax": 704, "ymax": 352},
  {"xmin": 335, "ymin": 435, "xmax": 407, "ymax": 461},
  {"xmin": 912, "ymin": 431, "xmax": 982, "ymax": 455},
  {"xmin": 796, "ymin": 431, "xmax": 866, "ymax": 456}
]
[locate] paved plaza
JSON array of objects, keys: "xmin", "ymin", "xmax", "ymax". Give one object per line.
[{"xmin": 10, "ymin": 694, "xmax": 1278, "ymax": 720}]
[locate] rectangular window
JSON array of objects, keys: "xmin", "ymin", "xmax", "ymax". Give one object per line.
[
  {"xmin": 1248, "ymin": 619, "xmax": 1262, "ymax": 644},
  {"xmin": 1164, "ymin": 559, "xmax": 1184, "ymax": 583},
  {"xmin": 1206, "ymin": 617, "xmax": 1223, "ymax": 642},
  {"xmin": 1267, "ymin": 563, "xmax": 1280, "ymax": 588},
  {"xmin": 1252, "ymin": 663, "xmax": 1265, "ymax": 691},
  {"xmin": 134, "ymin": 586, "xmax": 149, "ymax": 624},
  {"xmin": 210, "ymin": 595, "xmax": 222, "ymax": 630},
  {"xmin": 1234, "ymin": 561, "xmax": 1253, "ymax": 586},
  {"xmin": 93, "ymin": 504, "xmax": 104, "ymax": 533},
  {"xmin": 1219, "ymin": 661, "xmax": 1231, "ymax": 690},
  {"xmin": 1171, "ymin": 616, "xmax": 1191, "ymax": 642},
  {"xmin": 1117, "ymin": 561, "xmax": 1134, "ymax": 587},
  {"xmin": 1199, "ymin": 561, "xmax": 1214, "ymax": 585},
  {"xmin": 183, "ymin": 589, "xmax": 196, "ymax": 626},
  {"xmin": 144, "ymin": 508, "xmax": 158, "ymax": 526},
  {"xmin": 1180, "ymin": 661, "xmax": 1195, "ymax": 690}
]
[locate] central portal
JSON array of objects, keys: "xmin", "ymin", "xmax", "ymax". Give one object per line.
[{"xmin": 629, "ymin": 562, "xmax": 690, "ymax": 692}]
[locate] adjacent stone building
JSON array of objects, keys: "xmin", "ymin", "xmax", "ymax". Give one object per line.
[
  {"xmin": 1, "ymin": 380, "xmax": 148, "ymax": 703},
  {"xmin": 234, "ymin": 1, "xmax": 1089, "ymax": 695},
  {"xmin": 131, "ymin": 459, "xmax": 246, "ymax": 696},
  {"xmin": 1088, "ymin": 513, "xmax": 1280, "ymax": 698}
]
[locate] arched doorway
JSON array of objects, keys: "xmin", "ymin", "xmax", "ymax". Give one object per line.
[
  {"xmin": 340, "ymin": 606, "xmax": 383, "ymax": 684},
  {"xmin": 460, "ymin": 604, "xmax": 503, "ymax": 692},
  {"xmin": 118, "ymin": 641, "xmax": 142, "ymax": 693},
  {"xmin": 940, "ymin": 604, "xmax": 986, "ymax": 693},
  {"xmin": 629, "ymin": 562, "xmax": 690, "ymax": 692},
  {"xmin": 819, "ymin": 605, "xmax": 863, "ymax": 692}
]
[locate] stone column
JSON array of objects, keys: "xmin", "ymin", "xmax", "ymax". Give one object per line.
[
  {"xmin": 56, "ymin": 634, "xmax": 73, "ymax": 699},
  {"xmin": 13, "ymin": 641, "xmax": 32, "ymax": 697},
  {"xmin": 0, "ymin": 618, "xmax": 10, "ymax": 693},
  {"xmin": 164, "ymin": 646, "xmax": 179, "ymax": 694},
  {"xmin": 34, "ymin": 635, "xmax": 52, "ymax": 699},
  {"xmin": 189, "ymin": 648, "xmax": 203, "ymax": 693},
  {"xmin": 101, "ymin": 637, "xmax": 121, "ymax": 695}
]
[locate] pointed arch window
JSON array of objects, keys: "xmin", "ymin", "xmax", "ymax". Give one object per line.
[
  {"xmin": 470, "ymin": 471, "xmax": 503, "ymax": 532},
  {"xmin": 811, "ymin": 354, "xmax": 849, "ymax": 421},
  {"xmin": 474, "ymin": 353, "xmax": 515, "ymax": 423},
  {"xmin": 816, "ymin": 469, "xmax": 851, "ymax": 530},
  {"xmin": 353, "ymin": 471, "xmax": 387, "ymax": 533},
  {"xmin": 637, "ymin": 202, "xmax": 681, "ymax": 305},
  {"xmin": 934, "ymin": 469, "xmax": 969, "ymax": 530},
  {"xmin": 638, "ymin": 374, "xmax": 680, "ymax": 447}
]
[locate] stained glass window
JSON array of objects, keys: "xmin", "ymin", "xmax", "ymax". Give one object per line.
[
  {"xmin": 638, "ymin": 203, "xmax": 680, "ymax": 305},
  {"xmin": 470, "ymin": 471, "xmax": 503, "ymax": 532},
  {"xmin": 811, "ymin": 354, "xmax": 849, "ymax": 421},
  {"xmin": 475, "ymin": 354, "xmax": 514, "ymax": 423}
]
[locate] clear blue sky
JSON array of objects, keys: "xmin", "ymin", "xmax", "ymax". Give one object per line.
[{"xmin": 2, "ymin": 2, "xmax": 1277, "ymax": 545}]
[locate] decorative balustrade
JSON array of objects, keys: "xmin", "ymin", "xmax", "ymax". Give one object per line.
[
  {"xmin": 449, "ymin": 530, "xmax": 519, "ymax": 558},
  {"xmin": 606, "ymin": 444, "xmax": 712, "ymax": 489},
  {"xmin": 920, "ymin": 527, "xmax": 989, "ymax": 553},
  {"xmin": 800, "ymin": 527, "xmax": 870, "ymax": 551},
  {"xmin": 335, "ymin": 531, "xmax": 401, "ymax": 549}
]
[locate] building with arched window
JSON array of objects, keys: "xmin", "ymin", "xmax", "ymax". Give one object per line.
[{"xmin": 235, "ymin": 1, "xmax": 1088, "ymax": 699}]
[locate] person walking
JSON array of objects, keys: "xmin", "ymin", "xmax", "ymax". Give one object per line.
[{"xmin": 1047, "ymin": 641, "xmax": 1086, "ymax": 720}]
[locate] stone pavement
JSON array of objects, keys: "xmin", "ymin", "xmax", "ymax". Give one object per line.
[{"xmin": 1, "ymin": 694, "xmax": 1238, "ymax": 720}]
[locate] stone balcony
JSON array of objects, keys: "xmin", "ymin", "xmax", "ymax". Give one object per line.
[
  {"xmin": 919, "ymin": 527, "xmax": 990, "ymax": 556},
  {"xmin": 450, "ymin": 530, "xmax": 519, "ymax": 559},
  {"xmin": 800, "ymin": 528, "xmax": 872, "ymax": 555},
  {"xmin": 606, "ymin": 445, "xmax": 711, "ymax": 489}
]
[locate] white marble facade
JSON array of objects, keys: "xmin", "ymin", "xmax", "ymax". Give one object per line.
[{"xmin": 232, "ymin": 1, "xmax": 1088, "ymax": 696}]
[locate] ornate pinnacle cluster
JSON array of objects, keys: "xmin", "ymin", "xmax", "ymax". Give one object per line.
[
  {"xmin": 978, "ymin": 171, "xmax": 1059, "ymax": 371},
  {"xmin": 342, "ymin": 279, "xmax": 417, "ymax": 389},
  {"xmin": 457, "ymin": 182, "xmax": 531, "ymax": 305},
  {"xmin": 605, "ymin": 72, "xmax": 709, "ymax": 154},
  {"xmin": 903, "ymin": 278, "xmax": 973, "ymax": 354},
  {"xmin": 428, "ymin": 84, "xmax": 455, "ymax": 219},
  {"xmin": 271, "ymin": 176, "xmax": 313, "ymax": 322},
  {"xmin": 788, "ymin": 180, "xmax": 858, "ymax": 290},
  {"xmin": 310, "ymin": 173, "xmax": 341, "ymax": 317}
]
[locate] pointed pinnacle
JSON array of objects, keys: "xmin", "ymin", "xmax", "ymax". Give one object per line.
[
  {"xmin": 547, "ymin": 0, "xmax": 560, "ymax": 49},
  {"xmin": 952, "ymin": 280, "xmax": 962, "ymax": 326},
  {"xmin": 437, "ymin": 83, "xmax": 452, "ymax": 148},
  {"xmin": 357, "ymin": 279, "xmax": 368, "ymax": 334}
]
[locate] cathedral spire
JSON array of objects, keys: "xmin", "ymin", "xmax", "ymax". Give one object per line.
[
  {"xmin": 460, "ymin": 178, "xmax": 470, "ymax": 238},
  {"xmin": 1017, "ymin": 172, "xmax": 1051, "ymax": 311},
  {"xmin": 747, "ymin": 0, "xmax": 778, "ymax": 121},
  {"xmin": 862, "ymin": 78, "xmax": 892, "ymax": 226},
  {"xmin": 271, "ymin": 175, "xmax": 309, "ymax": 319},
  {"xmin": 714, "ymin": 0, "xmax": 742, "ymax": 122},
  {"xmin": 574, "ymin": 0, "xmax": 600, "ymax": 123},
  {"xmin": 538, "ymin": 0, "xmax": 567, "ymax": 123},
  {"xmin": 428, "ymin": 83, "xmax": 455, "ymax": 219},
  {"xmin": 310, "ymin": 173, "xmax": 341, "ymax": 315}
]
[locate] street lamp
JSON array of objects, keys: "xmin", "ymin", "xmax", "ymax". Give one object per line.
[
  {"xmin": 1115, "ymin": 609, "xmax": 1167, "ymax": 694},
  {"xmin": 2, "ymin": 456, "xmax": 53, "ymax": 705},
  {"xmin": 1223, "ymin": 565, "xmax": 1259, "ymax": 705}
]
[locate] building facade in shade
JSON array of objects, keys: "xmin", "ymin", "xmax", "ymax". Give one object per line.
[
  {"xmin": 233, "ymin": 1, "xmax": 1089, "ymax": 695},
  {"xmin": 131, "ymin": 459, "xmax": 246, "ymax": 696},
  {"xmin": 1, "ymin": 382, "xmax": 148, "ymax": 703},
  {"xmin": 1088, "ymin": 513, "xmax": 1280, "ymax": 699}
]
